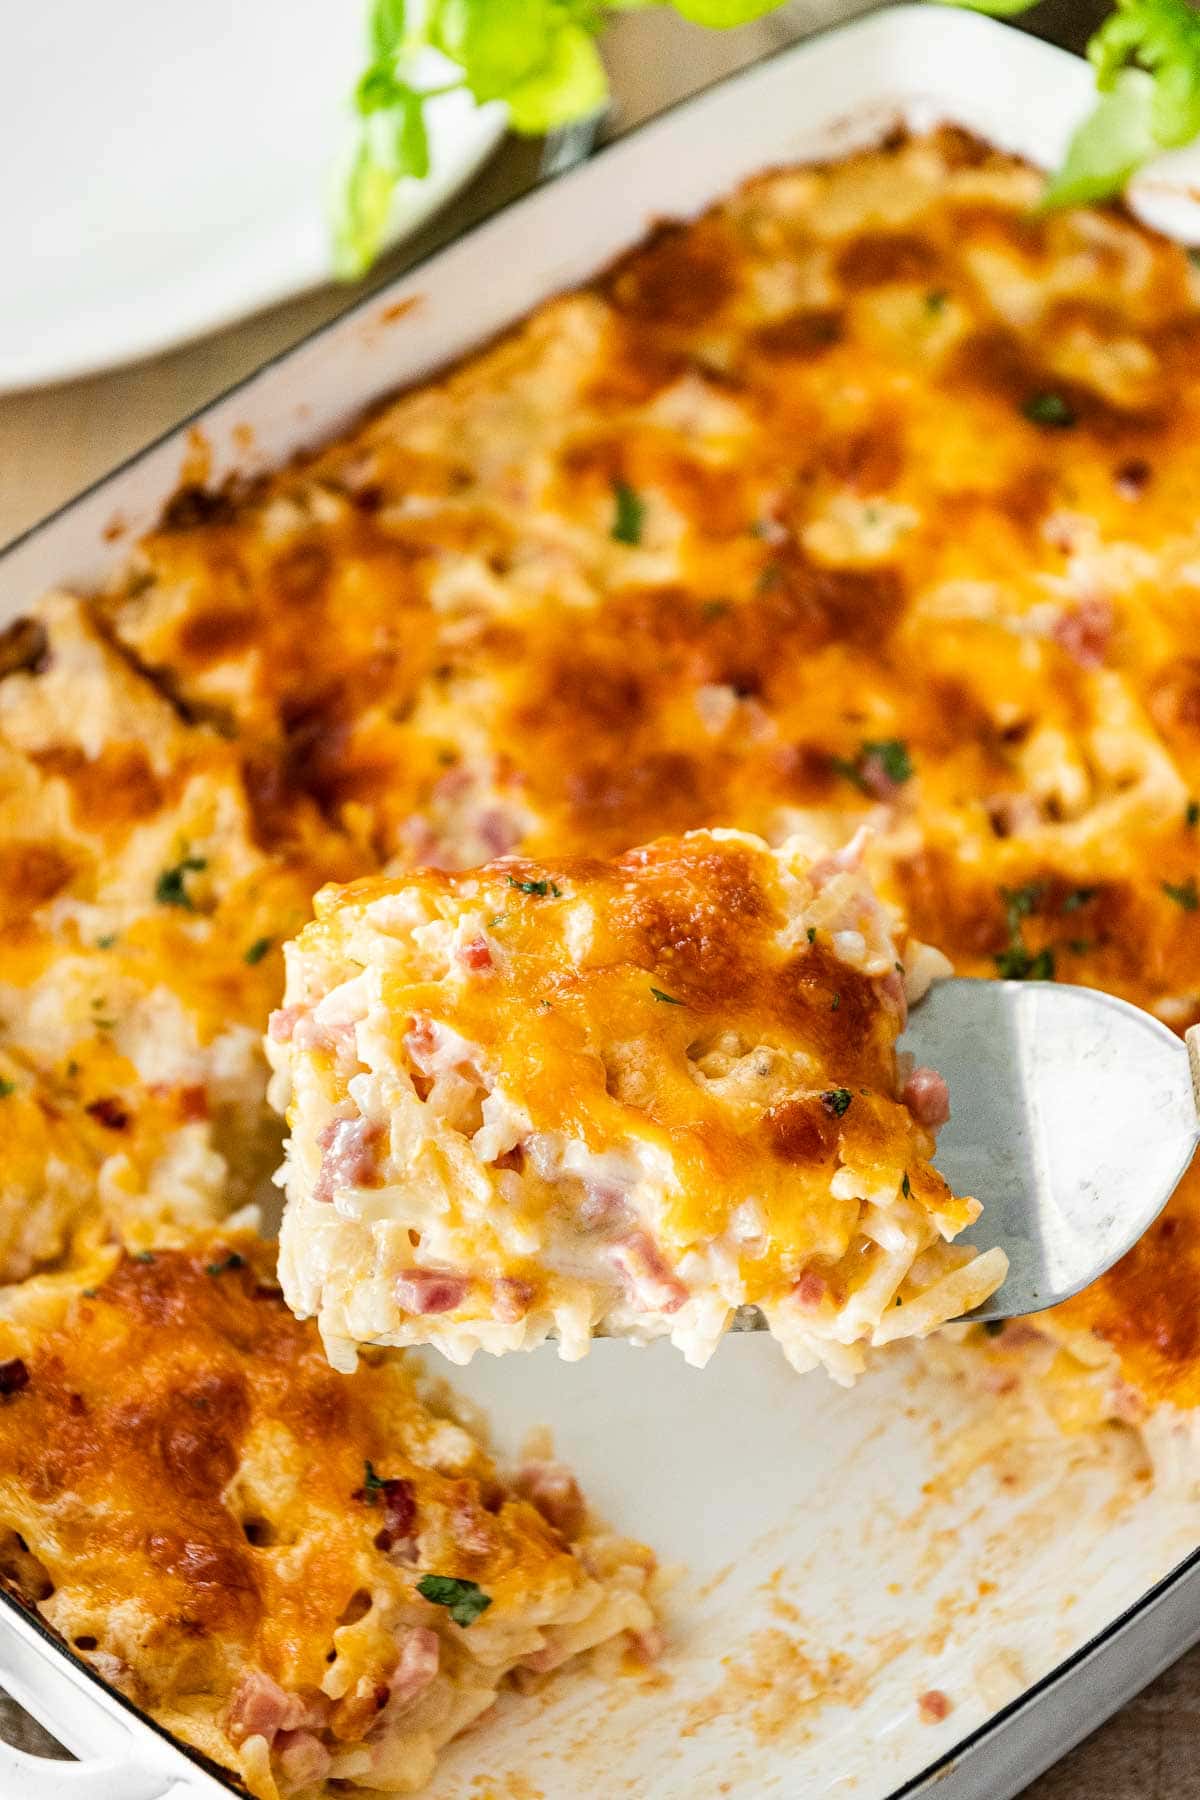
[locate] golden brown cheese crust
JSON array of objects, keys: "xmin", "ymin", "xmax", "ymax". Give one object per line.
[
  {"xmin": 0, "ymin": 596, "xmax": 355, "ymax": 1275},
  {"xmin": 73, "ymin": 127, "xmax": 1200, "ymax": 1387},
  {"xmin": 270, "ymin": 832, "xmax": 998, "ymax": 1375},
  {"xmin": 0, "ymin": 1239, "xmax": 656, "ymax": 1794}
]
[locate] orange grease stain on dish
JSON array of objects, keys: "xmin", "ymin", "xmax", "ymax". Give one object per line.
[{"xmin": 379, "ymin": 295, "xmax": 423, "ymax": 325}]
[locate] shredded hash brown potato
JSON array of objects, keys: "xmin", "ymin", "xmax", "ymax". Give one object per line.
[
  {"xmin": 88, "ymin": 124, "xmax": 1200, "ymax": 1417},
  {"xmin": 0, "ymin": 1238, "xmax": 658, "ymax": 1797},
  {"xmin": 0, "ymin": 593, "xmax": 352, "ymax": 1279},
  {"xmin": 1, "ymin": 120, "xmax": 1200, "ymax": 1791},
  {"xmin": 267, "ymin": 829, "xmax": 1004, "ymax": 1377}
]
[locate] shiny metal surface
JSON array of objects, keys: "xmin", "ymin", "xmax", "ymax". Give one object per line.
[
  {"xmin": 902, "ymin": 980, "xmax": 1200, "ymax": 1321},
  {"xmin": 724, "ymin": 979, "xmax": 1200, "ymax": 1334}
]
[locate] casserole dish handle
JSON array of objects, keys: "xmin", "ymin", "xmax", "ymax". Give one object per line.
[{"xmin": 0, "ymin": 1596, "xmax": 209, "ymax": 1797}]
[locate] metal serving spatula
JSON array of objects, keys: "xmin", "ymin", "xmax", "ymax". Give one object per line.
[
  {"xmin": 903, "ymin": 979, "xmax": 1200, "ymax": 1323},
  {"xmin": 733, "ymin": 979, "xmax": 1200, "ymax": 1333}
]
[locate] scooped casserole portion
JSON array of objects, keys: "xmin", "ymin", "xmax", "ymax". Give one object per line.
[
  {"xmin": 267, "ymin": 829, "xmax": 1005, "ymax": 1379},
  {"xmin": 0, "ymin": 1238, "xmax": 659, "ymax": 1799}
]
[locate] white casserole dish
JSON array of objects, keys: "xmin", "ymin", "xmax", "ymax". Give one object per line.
[{"xmin": 4, "ymin": 9, "xmax": 1200, "ymax": 1795}]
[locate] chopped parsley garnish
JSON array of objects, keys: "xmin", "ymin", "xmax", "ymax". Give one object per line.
[
  {"xmin": 901, "ymin": 1172, "xmax": 911, "ymax": 1199},
  {"xmin": 756, "ymin": 562, "xmax": 783, "ymax": 594},
  {"xmin": 1000, "ymin": 882, "xmax": 1044, "ymax": 931},
  {"xmin": 359, "ymin": 1460, "xmax": 387, "ymax": 1503},
  {"xmin": 1060, "ymin": 887, "xmax": 1096, "ymax": 913},
  {"xmin": 995, "ymin": 944, "xmax": 1056, "ymax": 982},
  {"xmin": 1022, "ymin": 391, "xmax": 1076, "ymax": 429},
  {"xmin": 95, "ymin": 934, "xmax": 117, "ymax": 949},
  {"xmin": 0, "ymin": 1079, "xmax": 14, "ymax": 1099},
  {"xmin": 862, "ymin": 738, "xmax": 914, "ymax": 785},
  {"xmin": 487, "ymin": 913, "xmax": 507, "ymax": 928},
  {"xmin": 1188, "ymin": 800, "xmax": 1200, "ymax": 830},
  {"xmin": 155, "ymin": 855, "xmax": 207, "ymax": 910},
  {"xmin": 701, "ymin": 599, "xmax": 729, "ymax": 621},
  {"xmin": 611, "ymin": 480, "xmax": 645, "ymax": 546},
  {"xmin": 205, "ymin": 1252, "xmax": 246, "ymax": 1278},
  {"xmin": 833, "ymin": 738, "xmax": 914, "ymax": 791},
  {"xmin": 506, "ymin": 875, "xmax": 561, "ymax": 898},
  {"xmin": 416, "ymin": 1574, "xmax": 492, "ymax": 1628},
  {"xmin": 995, "ymin": 883, "xmax": 1056, "ymax": 981},
  {"xmin": 133, "ymin": 1251, "xmax": 156, "ymax": 1264},
  {"xmin": 243, "ymin": 937, "xmax": 272, "ymax": 966},
  {"xmin": 821, "ymin": 1088, "xmax": 852, "ymax": 1117},
  {"xmin": 925, "ymin": 289, "xmax": 949, "ymax": 314},
  {"xmin": 1163, "ymin": 877, "xmax": 1199, "ymax": 911},
  {"xmin": 650, "ymin": 986, "xmax": 684, "ymax": 1006},
  {"xmin": 806, "ymin": 927, "xmax": 817, "ymax": 945},
  {"xmin": 1067, "ymin": 938, "xmax": 1094, "ymax": 956},
  {"xmin": 830, "ymin": 992, "xmax": 841, "ymax": 1012}
]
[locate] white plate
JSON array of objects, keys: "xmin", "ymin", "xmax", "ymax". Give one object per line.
[
  {"xmin": 0, "ymin": 0, "xmax": 505, "ymax": 393},
  {"xmin": 5, "ymin": 11, "xmax": 1200, "ymax": 1797}
]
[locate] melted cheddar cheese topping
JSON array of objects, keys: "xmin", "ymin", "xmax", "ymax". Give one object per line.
[
  {"xmin": 0, "ymin": 1239, "xmax": 657, "ymax": 1797},
  {"xmin": 93, "ymin": 127, "xmax": 1200, "ymax": 1403},
  {"xmin": 0, "ymin": 594, "xmax": 352, "ymax": 1278},
  {"xmin": 268, "ymin": 830, "xmax": 1003, "ymax": 1377}
]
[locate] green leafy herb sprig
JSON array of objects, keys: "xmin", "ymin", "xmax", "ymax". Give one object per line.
[
  {"xmin": 338, "ymin": 0, "xmax": 1200, "ymax": 279},
  {"xmin": 336, "ymin": 0, "xmax": 799, "ymax": 276},
  {"xmin": 940, "ymin": 0, "xmax": 1200, "ymax": 209}
]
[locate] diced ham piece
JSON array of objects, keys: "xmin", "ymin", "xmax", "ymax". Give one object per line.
[
  {"xmin": 793, "ymin": 1270, "xmax": 827, "ymax": 1308},
  {"xmin": 271, "ymin": 1006, "xmax": 359, "ymax": 1069},
  {"xmin": 578, "ymin": 1180, "xmax": 630, "ymax": 1233},
  {"xmin": 881, "ymin": 968, "xmax": 908, "ymax": 1028},
  {"xmin": 808, "ymin": 825, "xmax": 873, "ymax": 889},
  {"xmin": 354, "ymin": 1471, "xmax": 417, "ymax": 1553},
  {"xmin": 857, "ymin": 751, "xmax": 902, "ymax": 802},
  {"xmin": 493, "ymin": 1276, "xmax": 535, "ymax": 1323},
  {"xmin": 268, "ymin": 1005, "xmax": 303, "ymax": 1044},
  {"xmin": 457, "ymin": 935, "xmax": 493, "ymax": 972},
  {"xmin": 313, "ymin": 1118, "xmax": 382, "ymax": 1204},
  {"xmin": 918, "ymin": 1690, "xmax": 952, "ymax": 1724},
  {"xmin": 477, "ymin": 808, "xmax": 521, "ymax": 857},
  {"xmin": 610, "ymin": 1232, "xmax": 688, "ymax": 1315},
  {"xmin": 515, "ymin": 1462, "xmax": 586, "ymax": 1539},
  {"xmin": 1052, "ymin": 597, "xmax": 1112, "ymax": 669},
  {"xmin": 387, "ymin": 1627, "xmax": 440, "ymax": 1712},
  {"xmin": 274, "ymin": 1729, "xmax": 332, "ymax": 1792},
  {"xmin": 902, "ymin": 1066, "xmax": 951, "ymax": 1131},
  {"xmin": 229, "ymin": 1670, "xmax": 305, "ymax": 1746},
  {"xmin": 394, "ymin": 1269, "xmax": 469, "ymax": 1314}
]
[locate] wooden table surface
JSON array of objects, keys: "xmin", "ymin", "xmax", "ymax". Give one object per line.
[{"xmin": 1, "ymin": 2, "xmax": 1196, "ymax": 1792}]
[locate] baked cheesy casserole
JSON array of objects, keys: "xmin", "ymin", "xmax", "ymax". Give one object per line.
[
  {"xmin": 0, "ymin": 118, "xmax": 1200, "ymax": 1791},
  {"xmin": 267, "ymin": 829, "xmax": 1004, "ymax": 1376},
  {"xmin": 0, "ymin": 1238, "xmax": 658, "ymax": 1797}
]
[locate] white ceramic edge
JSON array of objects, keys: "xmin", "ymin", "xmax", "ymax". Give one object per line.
[
  {"xmin": 0, "ymin": 96, "xmax": 508, "ymax": 396},
  {"xmin": 3, "ymin": 7, "xmax": 1200, "ymax": 1792},
  {"xmin": 0, "ymin": 1591, "xmax": 227, "ymax": 1796}
]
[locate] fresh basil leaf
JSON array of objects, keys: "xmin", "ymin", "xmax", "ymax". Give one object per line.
[
  {"xmin": 1041, "ymin": 68, "xmax": 1158, "ymax": 209},
  {"xmin": 931, "ymin": 0, "xmax": 1040, "ymax": 17},
  {"xmin": 505, "ymin": 20, "xmax": 609, "ymax": 133},
  {"xmin": 356, "ymin": 62, "xmax": 405, "ymax": 114},
  {"xmin": 335, "ymin": 138, "xmax": 398, "ymax": 279},
  {"xmin": 668, "ymin": 0, "xmax": 798, "ymax": 22},
  {"xmin": 396, "ymin": 90, "xmax": 432, "ymax": 179},
  {"xmin": 431, "ymin": 0, "xmax": 555, "ymax": 103},
  {"xmin": 370, "ymin": 0, "xmax": 408, "ymax": 61},
  {"xmin": 1090, "ymin": 0, "xmax": 1200, "ymax": 146},
  {"xmin": 417, "ymin": 1573, "xmax": 493, "ymax": 1627}
]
